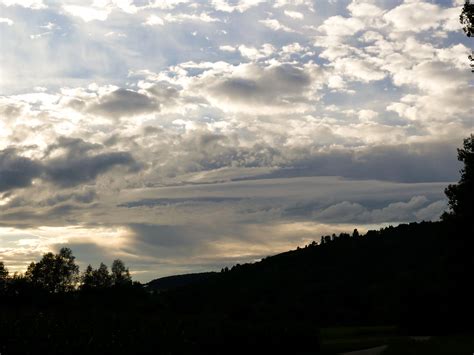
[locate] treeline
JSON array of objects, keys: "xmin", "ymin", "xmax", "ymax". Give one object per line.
[{"xmin": 0, "ymin": 248, "xmax": 137, "ymax": 297}]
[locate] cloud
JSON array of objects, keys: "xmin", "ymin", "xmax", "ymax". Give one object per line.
[
  {"xmin": 0, "ymin": 17, "xmax": 14, "ymax": 26},
  {"xmin": 198, "ymin": 62, "xmax": 316, "ymax": 113},
  {"xmin": 312, "ymin": 196, "xmax": 446, "ymax": 224},
  {"xmin": 384, "ymin": 1, "xmax": 455, "ymax": 33},
  {"xmin": 318, "ymin": 16, "xmax": 365, "ymax": 37},
  {"xmin": 259, "ymin": 18, "xmax": 295, "ymax": 32},
  {"xmin": 41, "ymin": 189, "xmax": 97, "ymax": 207},
  {"xmin": 1, "ymin": 136, "xmax": 141, "ymax": 191},
  {"xmin": 211, "ymin": 0, "xmax": 265, "ymax": 13},
  {"xmin": 63, "ymin": 5, "xmax": 110, "ymax": 22},
  {"xmin": 348, "ymin": 1, "xmax": 385, "ymax": 18},
  {"xmin": 251, "ymin": 140, "xmax": 461, "ymax": 183},
  {"xmin": 0, "ymin": 149, "xmax": 42, "ymax": 192},
  {"xmin": 145, "ymin": 15, "xmax": 164, "ymax": 26},
  {"xmin": 284, "ymin": 10, "xmax": 303, "ymax": 19},
  {"xmin": 87, "ymin": 88, "xmax": 159, "ymax": 118},
  {"xmin": 164, "ymin": 12, "xmax": 220, "ymax": 23},
  {"xmin": 44, "ymin": 149, "xmax": 140, "ymax": 188},
  {"xmin": 0, "ymin": 0, "xmax": 45, "ymax": 9},
  {"xmin": 118, "ymin": 197, "xmax": 244, "ymax": 208}
]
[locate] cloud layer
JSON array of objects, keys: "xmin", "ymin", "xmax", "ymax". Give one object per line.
[{"xmin": 0, "ymin": 0, "xmax": 471, "ymax": 280}]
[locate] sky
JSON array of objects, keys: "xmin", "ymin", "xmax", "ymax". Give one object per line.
[{"xmin": 0, "ymin": 0, "xmax": 472, "ymax": 281}]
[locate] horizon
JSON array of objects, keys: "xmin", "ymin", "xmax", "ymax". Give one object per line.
[{"xmin": 1, "ymin": 0, "xmax": 473, "ymax": 282}]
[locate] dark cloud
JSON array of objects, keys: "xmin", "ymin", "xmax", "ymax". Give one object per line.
[
  {"xmin": 1, "ymin": 138, "xmax": 141, "ymax": 192},
  {"xmin": 43, "ymin": 136, "xmax": 141, "ymax": 187},
  {"xmin": 118, "ymin": 197, "xmax": 244, "ymax": 208},
  {"xmin": 129, "ymin": 223, "xmax": 199, "ymax": 248},
  {"xmin": 146, "ymin": 84, "xmax": 179, "ymax": 102},
  {"xmin": 243, "ymin": 141, "xmax": 461, "ymax": 183},
  {"xmin": 42, "ymin": 189, "xmax": 97, "ymax": 206},
  {"xmin": 161, "ymin": 136, "xmax": 459, "ymax": 183},
  {"xmin": 88, "ymin": 88, "xmax": 159, "ymax": 118},
  {"xmin": 0, "ymin": 149, "xmax": 42, "ymax": 192},
  {"xmin": 44, "ymin": 137, "xmax": 101, "ymax": 158},
  {"xmin": 207, "ymin": 63, "xmax": 312, "ymax": 105},
  {"xmin": 0, "ymin": 203, "xmax": 81, "ymax": 227},
  {"xmin": 44, "ymin": 151, "xmax": 140, "ymax": 187}
]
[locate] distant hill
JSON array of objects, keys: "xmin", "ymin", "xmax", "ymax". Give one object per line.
[
  {"xmin": 159, "ymin": 220, "xmax": 473, "ymax": 333},
  {"xmin": 146, "ymin": 272, "xmax": 217, "ymax": 291}
]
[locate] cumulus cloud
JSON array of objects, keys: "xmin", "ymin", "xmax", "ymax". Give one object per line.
[
  {"xmin": 284, "ymin": 10, "xmax": 303, "ymax": 19},
  {"xmin": 0, "ymin": 149, "xmax": 42, "ymax": 192},
  {"xmin": 87, "ymin": 88, "xmax": 159, "ymax": 118},
  {"xmin": 1, "ymin": 137, "xmax": 141, "ymax": 192},
  {"xmin": 0, "ymin": 0, "xmax": 45, "ymax": 9},
  {"xmin": 145, "ymin": 15, "xmax": 164, "ymax": 26},
  {"xmin": 313, "ymin": 196, "xmax": 446, "ymax": 224},
  {"xmin": 0, "ymin": 17, "xmax": 14, "ymax": 26},
  {"xmin": 318, "ymin": 16, "xmax": 365, "ymax": 37},
  {"xmin": 195, "ymin": 62, "xmax": 316, "ymax": 113},
  {"xmin": 62, "ymin": 5, "xmax": 110, "ymax": 22},
  {"xmin": 384, "ymin": 1, "xmax": 456, "ymax": 33},
  {"xmin": 259, "ymin": 18, "xmax": 295, "ymax": 32},
  {"xmin": 42, "ymin": 137, "xmax": 141, "ymax": 187},
  {"xmin": 211, "ymin": 0, "xmax": 265, "ymax": 13},
  {"xmin": 44, "ymin": 151, "xmax": 139, "ymax": 187}
]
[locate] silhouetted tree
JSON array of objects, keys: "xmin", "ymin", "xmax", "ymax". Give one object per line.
[
  {"xmin": 0, "ymin": 262, "xmax": 7, "ymax": 279},
  {"xmin": 352, "ymin": 229, "xmax": 360, "ymax": 238},
  {"xmin": 111, "ymin": 259, "xmax": 132, "ymax": 286},
  {"xmin": 461, "ymin": 1, "xmax": 474, "ymax": 36},
  {"xmin": 460, "ymin": 0, "xmax": 474, "ymax": 71},
  {"xmin": 0, "ymin": 262, "xmax": 8, "ymax": 291},
  {"xmin": 26, "ymin": 248, "xmax": 79, "ymax": 293},
  {"xmin": 81, "ymin": 264, "xmax": 94, "ymax": 290},
  {"xmin": 442, "ymin": 135, "xmax": 474, "ymax": 223},
  {"xmin": 81, "ymin": 262, "xmax": 112, "ymax": 290},
  {"xmin": 94, "ymin": 262, "xmax": 112, "ymax": 288}
]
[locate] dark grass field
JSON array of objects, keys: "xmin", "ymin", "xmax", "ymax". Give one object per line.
[
  {"xmin": 320, "ymin": 326, "xmax": 398, "ymax": 354},
  {"xmin": 320, "ymin": 326, "xmax": 474, "ymax": 355}
]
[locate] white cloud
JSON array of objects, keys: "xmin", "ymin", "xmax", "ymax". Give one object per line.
[
  {"xmin": 284, "ymin": 10, "xmax": 304, "ymax": 19},
  {"xmin": 219, "ymin": 45, "xmax": 237, "ymax": 52},
  {"xmin": 211, "ymin": 0, "xmax": 265, "ymax": 13},
  {"xmin": 318, "ymin": 16, "xmax": 365, "ymax": 37},
  {"xmin": 348, "ymin": 1, "xmax": 385, "ymax": 18},
  {"xmin": 274, "ymin": 0, "xmax": 314, "ymax": 11},
  {"xmin": 147, "ymin": 0, "xmax": 189, "ymax": 10},
  {"xmin": 358, "ymin": 109, "xmax": 378, "ymax": 122},
  {"xmin": 63, "ymin": 5, "xmax": 110, "ymax": 22},
  {"xmin": 0, "ymin": 17, "xmax": 14, "ymax": 26},
  {"xmin": 164, "ymin": 12, "xmax": 220, "ymax": 23},
  {"xmin": 384, "ymin": 1, "xmax": 456, "ymax": 33},
  {"xmin": 0, "ymin": 0, "xmax": 45, "ymax": 9},
  {"xmin": 145, "ymin": 14, "xmax": 164, "ymax": 26},
  {"xmin": 332, "ymin": 57, "xmax": 386, "ymax": 82},
  {"xmin": 238, "ymin": 43, "xmax": 275, "ymax": 60},
  {"xmin": 259, "ymin": 18, "xmax": 295, "ymax": 32}
]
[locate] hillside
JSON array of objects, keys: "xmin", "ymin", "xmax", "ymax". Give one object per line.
[
  {"xmin": 156, "ymin": 220, "xmax": 473, "ymax": 333},
  {"xmin": 146, "ymin": 271, "xmax": 217, "ymax": 291}
]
